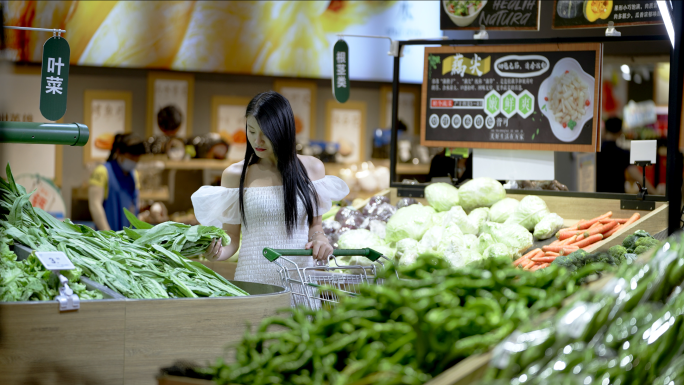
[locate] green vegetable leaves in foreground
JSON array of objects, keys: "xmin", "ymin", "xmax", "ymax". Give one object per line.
[
  {"xmin": 0, "ymin": 163, "xmax": 246, "ymax": 300},
  {"xmin": 208, "ymin": 255, "xmax": 605, "ymax": 385}
]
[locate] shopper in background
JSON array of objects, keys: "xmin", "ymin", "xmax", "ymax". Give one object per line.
[
  {"xmin": 428, "ymin": 148, "xmax": 472, "ymax": 184},
  {"xmin": 88, "ymin": 133, "xmax": 146, "ymax": 231},
  {"xmin": 596, "ymin": 117, "xmax": 656, "ymax": 194},
  {"xmin": 191, "ymin": 91, "xmax": 349, "ymax": 287}
]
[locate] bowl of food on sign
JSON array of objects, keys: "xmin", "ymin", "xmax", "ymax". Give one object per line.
[
  {"xmin": 443, "ymin": 0, "xmax": 487, "ymax": 27},
  {"xmin": 538, "ymin": 57, "xmax": 594, "ymax": 143}
]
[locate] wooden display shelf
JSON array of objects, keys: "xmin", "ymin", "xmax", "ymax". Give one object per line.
[{"xmin": 0, "ymin": 278, "xmax": 291, "ymax": 385}]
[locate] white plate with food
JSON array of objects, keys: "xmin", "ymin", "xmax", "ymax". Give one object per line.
[
  {"xmin": 443, "ymin": 0, "xmax": 487, "ymax": 27},
  {"xmin": 538, "ymin": 58, "xmax": 595, "ymax": 143}
]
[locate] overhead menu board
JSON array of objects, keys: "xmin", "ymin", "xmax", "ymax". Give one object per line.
[
  {"xmin": 440, "ymin": 0, "xmax": 540, "ymax": 30},
  {"xmin": 553, "ymin": 0, "xmax": 663, "ymax": 29},
  {"xmin": 421, "ymin": 44, "xmax": 602, "ymax": 152}
]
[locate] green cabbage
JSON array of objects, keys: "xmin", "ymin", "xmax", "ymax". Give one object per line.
[
  {"xmin": 417, "ymin": 226, "xmax": 444, "ymax": 258},
  {"xmin": 504, "ymin": 196, "xmax": 550, "ymax": 231},
  {"xmin": 483, "ymin": 243, "xmax": 513, "ymax": 259},
  {"xmin": 437, "ymin": 225, "xmax": 465, "ymax": 255},
  {"xmin": 468, "ymin": 207, "xmax": 490, "ymax": 235},
  {"xmin": 396, "ymin": 238, "xmax": 419, "ymax": 268},
  {"xmin": 337, "ymin": 229, "xmax": 385, "ymax": 249},
  {"xmin": 443, "ymin": 206, "xmax": 478, "ymax": 235},
  {"xmin": 462, "ymin": 234, "xmax": 478, "ymax": 250},
  {"xmin": 488, "ymin": 198, "xmax": 520, "ymax": 223},
  {"xmin": 442, "ymin": 242, "xmax": 483, "ymax": 269},
  {"xmin": 385, "ymin": 204, "xmax": 436, "ymax": 243},
  {"xmin": 477, "ymin": 233, "xmax": 496, "ymax": 255},
  {"xmin": 533, "ymin": 213, "xmax": 565, "ymax": 240},
  {"xmin": 483, "ymin": 222, "xmax": 534, "ymax": 257},
  {"xmin": 429, "ymin": 212, "xmax": 447, "ymax": 228},
  {"xmin": 425, "ymin": 183, "xmax": 459, "ymax": 212},
  {"xmin": 458, "ymin": 177, "xmax": 506, "ymax": 212}
]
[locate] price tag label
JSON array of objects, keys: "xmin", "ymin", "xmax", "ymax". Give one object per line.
[{"xmin": 35, "ymin": 251, "xmax": 75, "ymax": 271}]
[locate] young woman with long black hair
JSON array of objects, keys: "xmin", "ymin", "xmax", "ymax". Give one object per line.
[{"xmin": 191, "ymin": 91, "xmax": 349, "ymax": 286}]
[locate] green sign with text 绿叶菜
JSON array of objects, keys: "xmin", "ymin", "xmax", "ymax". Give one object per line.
[
  {"xmin": 40, "ymin": 36, "xmax": 70, "ymax": 121},
  {"xmin": 332, "ymin": 39, "xmax": 349, "ymax": 103}
]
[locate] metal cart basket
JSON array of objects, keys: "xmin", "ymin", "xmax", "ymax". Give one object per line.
[{"xmin": 262, "ymin": 248, "xmax": 389, "ymax": 310}]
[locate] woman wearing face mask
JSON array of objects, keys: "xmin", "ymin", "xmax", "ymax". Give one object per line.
[
  {"xmin": 191, "ymin": 91, "xmax": 349, "ymax": 287},
  {"xmin": 88, "ymin": 133, "xmax": 146, "ymax": 231}
]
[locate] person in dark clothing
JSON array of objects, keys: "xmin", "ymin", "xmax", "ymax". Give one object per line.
[
  {"xmin": 428, "ymin": 149, "xmax": 472, "ymax": 184},
  {"xmin": 596, "ymin": 117, "xmax": 656, "ymax": 194}
]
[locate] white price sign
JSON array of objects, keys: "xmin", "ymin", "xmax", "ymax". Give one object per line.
[{"xmin": 35, "ymin": 251, "xmax": 75, "ymax": 271}]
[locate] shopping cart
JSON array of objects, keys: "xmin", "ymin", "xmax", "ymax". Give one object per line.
[{"xmin": 262, "ymin": 248, "xmax": 390, "ymax": 310}]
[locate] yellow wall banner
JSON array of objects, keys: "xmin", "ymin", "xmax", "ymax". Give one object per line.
[{"xmin": 442, "ymin": 54, "xmax": 491, "ymax": 77}]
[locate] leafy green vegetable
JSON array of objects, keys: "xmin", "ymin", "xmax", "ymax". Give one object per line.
[{"xmin": 0, "ymin": 164, "xmax": 247, "ymax": 300}]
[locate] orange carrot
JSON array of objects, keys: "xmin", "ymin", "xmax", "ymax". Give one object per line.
[
  {"xmin": 623, "ymin": 213, "xmax": 641, "ymax": 227},
  {"xmin": 601, "ymin": 218, "xmax": 628, "ymax": 224},
  {"xmin": 543, "ymin": 244, "xmax": 579, "ymax": 253},
  {"xmin": 559, "ymin": 235, "xmax": 578, "ymax": 245},
  {"xmin": 548, "ymin": 239, "xmax": 562, "ymax": 247},
  {"xmin": 545, "ymin": 251, "xmax": 560, "ymax": 257},
  {"xmin": 559, "ymin": 246, "xmax": 580, "ymax": 255},
  {"xmin": 514, "ymin": 249, "xmax": 541, "ymax": 266},
  {"xmin": 540, "ymin": 263, "xmax": 550, "ymax": 269},
  {"xmin": 598, "ymin": 220, "xmax": 618, "ymax": 234},
  {"xmin": 577, "ymin": 212, "xmax": 613, "ymax": 230},
  {"xmin": 572, "ymin": 234, "xmax": 603, "ymax": 248},
  {"xmin": 531, "ymin": 256, "xmax": 557, "ymax": 263},
  {"xmin": 604, "ymin": 223, "xmax": 622, "ymax": 238},
  {"xmin": 557, "ymin": 229, "xmax": 584, "ymax": 240},
  {"xmin": 523, "ymin": 260, "xmax": 536, "ymax": 270},
  {"xmin": 583, "ymin": 224, "xmax": 607, "ymax": 238}
]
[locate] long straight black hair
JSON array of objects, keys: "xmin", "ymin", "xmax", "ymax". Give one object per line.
[{"xmin": 239, "ymin": 91, "xmax": 319, "ymax": 237}]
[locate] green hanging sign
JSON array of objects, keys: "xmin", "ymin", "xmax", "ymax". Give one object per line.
[
  {"xmin": 40, "ymin": 36, "xmax": 70, "ymax": 121},
  {"xmin": 332, "ymin": 39, "xmax": 349, "ymax": 103}
]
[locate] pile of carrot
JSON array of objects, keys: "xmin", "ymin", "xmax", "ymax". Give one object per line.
[{"xmin": 513, "ymin": 211, "xmax": 641, "ymax": 271}]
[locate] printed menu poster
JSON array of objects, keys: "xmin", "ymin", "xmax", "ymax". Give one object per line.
[
  {"xmin": 421, "ymin": 44, "xmax": 602, "ymax": 152},
  {"xmin": 553, "ymin": 0, "xmax": 663, "ymax": 29},
  {"xmin": 440, "ymin": 0, "xmax": 540, "ymax": 30}
]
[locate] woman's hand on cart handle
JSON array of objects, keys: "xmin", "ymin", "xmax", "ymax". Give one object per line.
[
  {"xmin": 305, "ymin": 236, "xmax": 333, "ymax": 262},
  {"xmin": 204, "ymin": 238, "xmax": 232, "ymax": 262}
]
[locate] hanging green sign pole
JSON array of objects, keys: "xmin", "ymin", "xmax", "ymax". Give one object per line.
[
  {"xmin": 39, "ymin": 35, "xmax": 70, "ymax": 121},
  {"xmin": 332, "ymin": 39, "xmax": 350, "ymax": 103}
]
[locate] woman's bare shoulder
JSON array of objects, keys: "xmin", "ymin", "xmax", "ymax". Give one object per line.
[
  {"xmin": 297, "ymin": 155, "xmax": 325, "ymax": 181},
  {"xmin": 221, "ymin": 162, "xmax": 244, "ymax": 188}
]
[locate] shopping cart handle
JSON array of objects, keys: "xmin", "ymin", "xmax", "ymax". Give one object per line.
[{"xmin": 262, "ymin": 248, "xmax": 384, "ymax": 263}]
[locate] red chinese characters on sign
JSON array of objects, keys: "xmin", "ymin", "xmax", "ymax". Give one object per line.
[
  {"xmin": 29, "ymin": 185, "xmax": 50, "ymax": 210},
  {"xmin": 431, "ymin": 99, "xmax": 454, "ymax": 108}
]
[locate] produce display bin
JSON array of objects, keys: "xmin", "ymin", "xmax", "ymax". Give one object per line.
[{"xmin": 0, "ymin": 278, "xmax": 291, "ymax": 385}]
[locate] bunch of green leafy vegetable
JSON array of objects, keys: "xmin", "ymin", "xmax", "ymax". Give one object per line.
[
  {"xmin": 0, "ymin": 164, "xmax": 247, "ymax": 299},
  {"xmin": 0, "ymin": 230, "xmax": 102, "ymax": 301},
  {"xmin": 122, "ymin": 208, "xmax": 230, "ymax": 258},
  {"xmin": 205, "ymin": 255, "xmax": 605, "ymax": 385}
]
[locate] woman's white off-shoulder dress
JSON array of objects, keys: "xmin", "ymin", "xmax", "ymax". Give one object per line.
[{"xmin": 191, "ymin": 176, "xmax": 349, "ymax": 287}]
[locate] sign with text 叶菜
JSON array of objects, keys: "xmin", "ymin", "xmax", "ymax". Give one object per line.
[
  {"xmin": 39, "ymin": 36, "xmax": 70, "ymax": 121},
  {"xmin": 332, "ymin": 40, "xmax": 350, "ymax": 103},
  {"xmin": 421, "ymin": 44, "xmax": 602, "ymax": 152},
  {"xmin": 553, "ymin": 0, "xmax": 663, "ymax": 29}
]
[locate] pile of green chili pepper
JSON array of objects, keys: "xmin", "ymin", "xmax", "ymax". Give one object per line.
[
  {"xmin": 482, "ymin": 231, "xmax": 684, "ymax": 385},
  {"xmin": 207, "ymin": 254, "xmax": 606, "ymax": 385}
]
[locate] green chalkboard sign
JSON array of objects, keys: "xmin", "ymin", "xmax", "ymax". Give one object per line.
[
  {"xmin": 332, "ymin": 39, "xmax": 350, "ymax": 103},
  {"xmin": 39, "ymin": 36, "xmax": 70, "ymax": 121}
]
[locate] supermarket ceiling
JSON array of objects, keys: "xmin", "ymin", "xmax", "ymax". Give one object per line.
[{"xmin": 2, "ymin": 1, "xmax": 442, "ymax": 83}]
